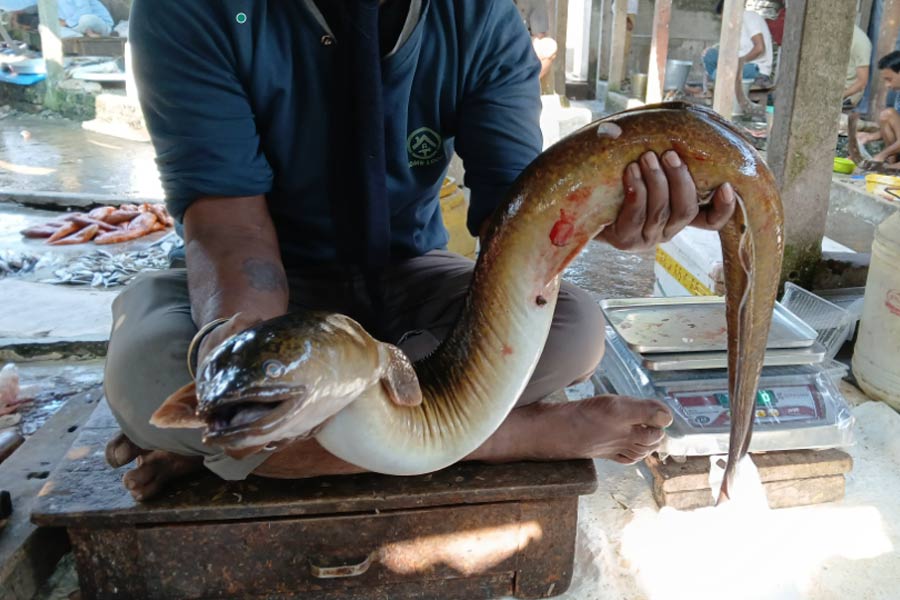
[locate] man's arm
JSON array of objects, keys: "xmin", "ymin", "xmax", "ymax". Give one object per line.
[
  {"xmin": 741, "ymin": 33, "xmax": 765, "ymax": 63},
  {"xmin": 184, "ymin": 195, "xmax": 288, "ymax": 364},
  {"xmin": 130, "ymin": 0, "xmax": 277, "ymax": 357},
  {"xmin": 844, "ymin": 66, "xmax": 869, "ymax": 100},
  {"xmin": 873, "ymin": 138, "xmax": 900, "ymax": 163},
  {"xmin": 456, "ymin": 1, "xmax": 544, "ymax": 239}
]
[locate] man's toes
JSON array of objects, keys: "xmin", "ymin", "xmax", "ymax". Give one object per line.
[
  {"xmin": 122, "ymin": 456, "xmax": 155, "ymax": 490},
  {"xmin": 619, "ymin": 397, "xmax": 673, "ymax": 428},
  {"xmin": 123, "ymin": 451, "xmax": 203, "ymax": 502},
  {"xmin": 617, "ymin": 447, "xmax": 648, "ymax": 463},
  {"xmin": 105, "ymin": 431, "xmax": 145, "ymax": 468},
  {"xmin": 632, "ymin": 424, "xmax": 665, "ymax": 447}
]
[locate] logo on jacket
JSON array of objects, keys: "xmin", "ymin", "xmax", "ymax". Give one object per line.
[{"xmin": 407, "ymin": 127, "xmax": 444, "ymax": 167}]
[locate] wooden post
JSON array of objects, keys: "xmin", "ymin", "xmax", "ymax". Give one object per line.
[
  {"xmin": 868, "ymin": 0, "xmax": 900, "ymax": 121},
  {"xmin": 598, "ymin": 0, "xmax": 614, "ymax": 81},
  {"xmin": 645, "ymin": 0, "xmax": 672, "ymax": 103},
  {"xmin": 587, "ymin": 0, "xmax": 604, "ymax": 87},
  {"xmin": 552, "ymin": 0, "xmax": 569, "ymax": 96},
  {"xmin": 767, "ymin": 0, "xmax": 857, "ymax": 286},
  {"xmin": 608, "ymin": 0, "xmax": 629, "ymax": 90},
  {"xmin": 712, "ymin": 0, "xmax": 744, "ymax": 117},
  {"xmin": 36, "ymin": 0, "xmax": 64, "ymax": 87},
  {"xmin": 859, "ymin": 0, "xmax": 875, "ymax": 32}
]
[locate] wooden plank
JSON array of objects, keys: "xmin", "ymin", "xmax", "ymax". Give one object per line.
[
  {"xmin": 608, "ymin": 0, "xmax": 629, "ymax": 90},
  {"xmin": 35, "ymin": 0, "xmax": 64, "ymax": 86},
  {"xmin": 712, "ymin": 0, "xmax": 744, "ymax": 117},
  {"xmin": 656, "ymin": 475, "xmax": 846, "ymax": 511},
  {"xmin": 0, "ymin": 430, "xmax": 24, "ymax": 463},
  {"xmin": 868, "ymin": 0, "xmax": 900, "ymax": 121},
  {"xmin": 0, "ymin": 386, "xmax": 102, "ymax": 600},
  {"xmin": 33, "ymin": 400, "xmax": 598, "ymax": 528},
  {"xmin": 859, "ymin": 0, "xmax": 875, "ymax": 33},
  {"xmin": 552, "ymin": 0, "xmax": 569, "ymax": 95},
  {"xmin": 768, "ymin": 0, "xmax": 858, "ymax": 286},
  {"xmin": 597, "ymin": 0, "xmax": 614, "ymax": 81},
  {"xmin": 645, "ymin": 0, "xmax": 672, "ymax": 104},
  {"xmin": 645, "ymin": 449, "xmax": 853, "ymax": 494}
]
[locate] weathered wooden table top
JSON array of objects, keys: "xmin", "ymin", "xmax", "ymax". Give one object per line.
[{"xmin": 31, "ymin": 400, "xmax": 598, "ymax": 529}]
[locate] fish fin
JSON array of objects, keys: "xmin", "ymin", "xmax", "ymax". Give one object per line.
[
  {"xmin": 150, "ymin": 382, "xmax": 205, "ymax": 429},
  {"xmin": 380, "ymin": 344, "xmax": 423, "ymax": 407}
]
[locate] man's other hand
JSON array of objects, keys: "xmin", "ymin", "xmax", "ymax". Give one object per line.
[{"xmin": 596, "ymin": 150, "xmax": 736, "ymax": 252}]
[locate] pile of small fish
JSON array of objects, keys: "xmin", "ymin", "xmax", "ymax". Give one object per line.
[
  {"xmin": 43, "ymin": 235, "xmax": 180, "ymax": 288},
  {"xmin": 0, "ymin": 250, "xmax": 40, "ymax": 278},
  {"xmin": 19, "ymin": 203, "xmax": 174, "ymax": 246}
]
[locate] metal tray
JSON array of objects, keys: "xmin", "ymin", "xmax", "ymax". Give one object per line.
[
  {"xmin": 600, "ymin": 296, "xmax": 818, "ymax": 354},
  {"xmin": 640, "ymin": 341, "xmax": 827, "ymax": 371}
]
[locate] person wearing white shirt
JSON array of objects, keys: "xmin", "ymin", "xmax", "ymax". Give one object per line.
[
  {"xmin": 57, "ymin": 0, "xmax": 114, "ymax": 38},
  {"xmin": 513, "ymin": 0, "xmax": 558, "ymax": 83},
  {"xmin": 843, "ymin": 25, "xmax": 873, "ymax": 109},
  {"xmin": 702, "ymin": 2, "xmax": 774, "ymax": 86}
]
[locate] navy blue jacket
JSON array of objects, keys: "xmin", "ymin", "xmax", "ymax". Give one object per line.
[{"xmin": 131, "ymin": 0, "xmax": 543, "ymax": 266}]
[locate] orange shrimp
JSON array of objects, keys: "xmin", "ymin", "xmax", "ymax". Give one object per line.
[
  {"xmin": 95, "ymin": 213, "xmax": 158, "ymax": 245},
  {"xmin": 48, "ymin": 224, "xmax": 100, "ymax": 246},
  {"xmin": 88, "ymin": 206, "xmax": 116, "ymax": 221},
  {"xmin": 46, "ymin": 221, "xmax": 82, "ymax": 244}
]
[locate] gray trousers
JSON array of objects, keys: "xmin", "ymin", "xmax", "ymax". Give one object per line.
[{"xmin": 104, "ymin": 250, "xmax": 606, "ymax": 480}]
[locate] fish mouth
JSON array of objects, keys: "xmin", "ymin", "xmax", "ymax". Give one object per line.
[{"xmin": 199, "ymin": 386, "xmax": 307, "ymax": 443}]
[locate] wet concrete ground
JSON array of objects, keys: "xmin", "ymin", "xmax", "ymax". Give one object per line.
[
  {"xmin": 565, "ymin": 242, "xmax": 657, "ymax": 300},
  {"xmin": 12, "ymin": 359, "xmax": 104, "ymax": 436},
  {"xmin": 0, "ymin": 112, "xmax": 161, "ymax": 199}
]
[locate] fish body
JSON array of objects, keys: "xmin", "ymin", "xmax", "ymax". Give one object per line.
[{"xmin": 153, "ymin": 103, "xmax": 784, "ymax": 501}]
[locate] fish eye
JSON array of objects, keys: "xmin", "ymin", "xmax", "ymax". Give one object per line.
[{"xmin": 263, "ymin": 359, "xmax": 285, "ymax": 379}]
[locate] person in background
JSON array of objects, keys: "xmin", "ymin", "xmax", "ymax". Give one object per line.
[
  {"xmin": 857, "ymin": 51, "xmax": 900, "ymax": 168},
  {"xmin": 58, "ymin": 0, "xmax": 113, "ymax": 38},
  {"xmin": 702, "ymin": 1, "xmax": 774, "ymax": 88},
  {"xmin": 765, "ymin": 5, "xmax": 785, "ymax": 47},
  {"xmin": 618, "ymin": 0, "xmax": 639, "ymax": 79},
  {"xmin": 513, "ymin": 0, "xmax": 557, "ymax": 83},
  {"xmin": 843, "ymin": 25, "xmax": 873, "ymax": 110}
]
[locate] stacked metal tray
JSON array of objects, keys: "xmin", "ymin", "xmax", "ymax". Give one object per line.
[
  {"xmin": 599, "ymin": 296, "xmax": 826, "ymax": 371},
  {"xmin": 593, "ymin": 294, "xmax": 855, "ymax": 458}
]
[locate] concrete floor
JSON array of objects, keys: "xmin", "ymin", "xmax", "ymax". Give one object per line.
[{"xmin": 0, "ymin": 112, "xmax": 161, "ymax": 199}]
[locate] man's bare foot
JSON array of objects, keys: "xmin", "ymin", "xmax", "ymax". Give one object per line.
[
  {"xmin": 105, "ymin": 430, "xmax": 144, "ymax": 467},
  {"xmin": 105, "ymin": 431, "xmax": 202, "ymax": 501},
  {"xmin": 470, "ymin": 395, "xmax": 673, "ymax": 465}
]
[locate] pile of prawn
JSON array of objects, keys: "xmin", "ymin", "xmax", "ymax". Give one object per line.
[{"xmin": 19, "ymin": 203, "xmax": 174, "ymax": 246}]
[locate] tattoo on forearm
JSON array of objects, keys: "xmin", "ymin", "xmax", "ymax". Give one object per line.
[{"xmin": 242, "ymin": 258, "xmax": 288, "ymax": 293}]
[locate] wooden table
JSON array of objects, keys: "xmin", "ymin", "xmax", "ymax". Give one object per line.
[{"xmin": 32, "ymin": 401, "xmax": 598, "ymax": 599}]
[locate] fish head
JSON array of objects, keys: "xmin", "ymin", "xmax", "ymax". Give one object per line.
[{"xmin": 160, "ymin": 313, "xmax": 385, "ymax": 454}]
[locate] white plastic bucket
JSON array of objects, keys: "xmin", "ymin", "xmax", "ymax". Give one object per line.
[{"xmin": 852, "ymin": 211, "xmax": 900, "ymax": 409}]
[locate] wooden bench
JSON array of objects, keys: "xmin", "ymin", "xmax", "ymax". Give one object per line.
[
  {"xmin": 645, "ymin": 449, "xmax": 853, "ymax": 510},
  {"xmin": 32, "ymin": 401, "xmax": 598, "ymax": 599}
]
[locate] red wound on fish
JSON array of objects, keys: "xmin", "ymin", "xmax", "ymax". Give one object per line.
[
  {"xmin": 501, "ymin": 345, "xmax": 514, "ymax": 356},
  {"xmin": 549, "ymin": 209, "xmax": 575, "ymax": 247},
  {"xmin": 566, "ymin": 187, "xmax": 592, "ymax": 204}
]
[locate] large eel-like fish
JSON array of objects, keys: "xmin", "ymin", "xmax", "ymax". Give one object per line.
[{"xmin": 152, "ymin": 103, "xmax": 784, "ymax": 503}]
